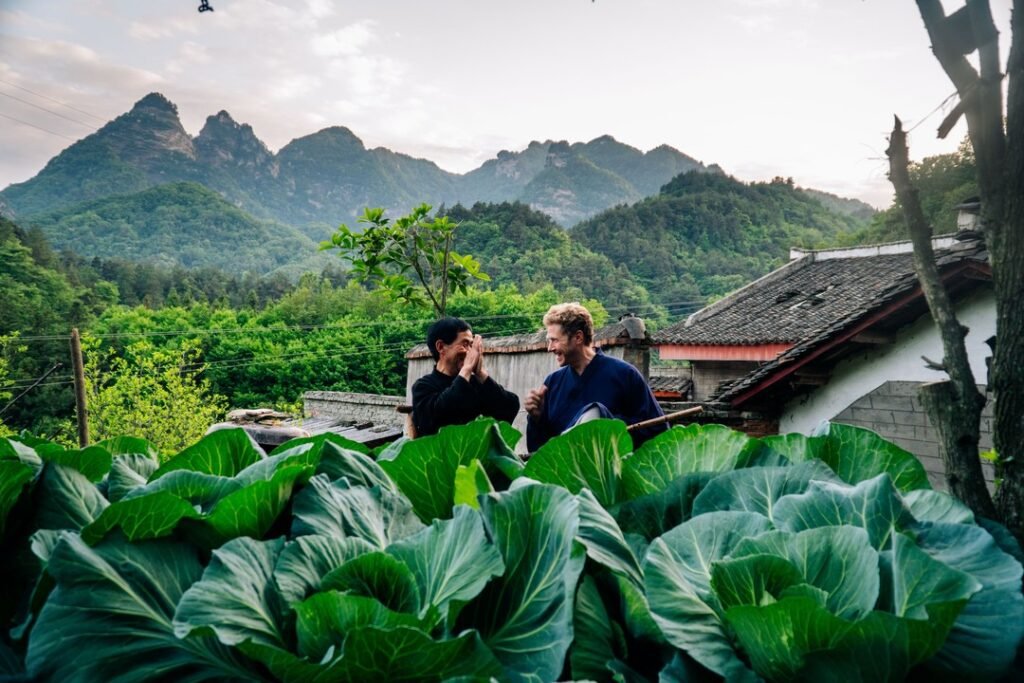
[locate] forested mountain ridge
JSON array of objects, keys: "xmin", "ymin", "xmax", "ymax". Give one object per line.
[
  {"xmin": 442, "ymin": 201, "xmax": 654, "ymax": 310},
  {"xmin": 24, "ymin": 182, "xmax": 328, "ymax": 276},
  {"xmin": 573, "ymin": 171, "xmax": 870, "ymax": 304},
  {"xmin": 0, "ymin": 92, "xmax": 719, "ymax": 230}
]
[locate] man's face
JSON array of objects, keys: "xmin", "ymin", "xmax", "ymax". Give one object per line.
[
  {"xmin": 437, "ymin": 329, "xmax": 473, "ymax": 371},
  {"xmin": 546, "ymin": 324, "xmax": 581, "ymax": 367}
]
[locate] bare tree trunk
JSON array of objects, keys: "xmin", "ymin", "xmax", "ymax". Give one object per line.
[
  {"xmin": 913, "ymin": 0, "xmax": 1024, "ymax": 541},
  {"xmin": 990, "ymin": 0, "xmax": 1024, "ymax": 539},
  {"xmin": 887, "ymin": 119, "xmax": 995, "ymax": 518}
]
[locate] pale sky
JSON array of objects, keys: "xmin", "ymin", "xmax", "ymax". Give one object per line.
[{"xmin": 0, "ymin": 0, "xmax": 1013, "ymax": 208}]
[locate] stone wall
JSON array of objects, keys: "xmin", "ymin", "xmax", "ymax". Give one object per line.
[
  {"xmin": 303, "ymin": 391, "xmax": 406, "ymax": 429},
  {"xmin": 831, "ymin": 380, "xmax": 995, "ymax": 490}
]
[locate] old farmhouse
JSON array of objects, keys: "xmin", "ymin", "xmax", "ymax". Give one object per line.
[{"xmin": 652, "ymin": 233, "xmax": 995, "ymax": 488}]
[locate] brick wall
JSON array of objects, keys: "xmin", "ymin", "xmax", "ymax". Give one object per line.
[
  {"xmin": 303, "ymin": 391, "xmax": 406, "ymax": 429},
  {"xmin": 831, "ymin": 380, "xmax": 995, "ymax": 490}
]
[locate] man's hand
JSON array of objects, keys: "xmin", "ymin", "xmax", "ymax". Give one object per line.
[
  {"xmin": 471, "ymin": 335, "xmax": 489, "ymax": 381},
  {"xmin": 460, "ymin": 336, "xmax": 481, "ymax": 381},
  {"xmin": 525, "ymin": 384, "xmax": 547, "ymax": 418}
]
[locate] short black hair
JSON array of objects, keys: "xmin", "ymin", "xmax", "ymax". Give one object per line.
[{"xmin": 426, "ymin": 317, "xmax": 471, "ymax": 361}]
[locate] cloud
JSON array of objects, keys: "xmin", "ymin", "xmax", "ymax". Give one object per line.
[
  {"xmin": 165, "ymin": 41, "xmax": 212, "ymax": 76},
  {"xmin": 128, "ymin": 17, "xmax": 199, "ymax": 41},
  {"xmin": 265, "ymin": 73, "xmax": 323, "ymax": 101},
  {"xmin": 306, "ymin": 0, "xmax": 335, "ymax": 20},
  {"xmin": 311, "ymin": 20, "xmax": 376, "ymax": 57},
  {"xmin": 0, "ymin": 36, "xmax": 162, "ymax": 91}
]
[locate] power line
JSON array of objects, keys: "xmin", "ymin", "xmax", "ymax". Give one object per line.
[
  {"xmin": 0, "ymin": 111, "xmax": 79, "ymax": 142},
  {"xmin": 0, "ymin": 363, "xmax": 64, "ymax": 415},
  {"xmin": 0, "ymin": 326, "xmax": 540, "ymax": 391},
  {"xmin": 0, "ymin": 91, "xmax": 98, "ymax": 130},
  {"xmin": 906, "ymin": 90, "xmax": 959, "ymax": 135},
  {"xmin": 0, "ymin": 78, "xmax": 107, "ymax": 122},
  {"xmin": 11, "ymin": 300, "xmax": 708, "ymax": 343},
  {"xmin": 0, "ymin": 300, "xmax": 705, "ymax": 392}
]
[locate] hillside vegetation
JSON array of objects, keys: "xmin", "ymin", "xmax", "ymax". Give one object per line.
[
  {"xmin": 444, "ymin": 201, "xmax": 653, "ymax": 310},
  {"xmin": 574, "ymin": 171, "xmax": 869, "ymax": 302},
  {"xmin": 24, "ymin": 182, "xmax": 324, "ymax": 275}
]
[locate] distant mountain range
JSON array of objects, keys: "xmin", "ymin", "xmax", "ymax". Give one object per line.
[
  {"xmin": 0, "ymin": 92, "xmax": 722, "ymax": 230},
  {"xmin": 0, "ymin": 92, "xmax": 875, "ymax": 280}
]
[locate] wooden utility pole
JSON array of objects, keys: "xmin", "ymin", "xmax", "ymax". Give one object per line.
[{"xmin": 70, "ymin": 328, "xmax": 88, "ymax": 447}]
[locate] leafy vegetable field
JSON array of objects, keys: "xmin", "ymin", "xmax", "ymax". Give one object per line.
[{"xmin": 1, "ymin": 419, "xmax": 1022, "ymax": 681}]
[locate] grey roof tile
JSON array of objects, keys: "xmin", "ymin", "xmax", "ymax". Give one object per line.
[{"xmin": 653, "ymin": 238, "xmax": 987, "ymax": 346}]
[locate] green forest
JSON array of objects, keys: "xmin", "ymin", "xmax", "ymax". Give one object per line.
[{"xmin": 0, "ymin": 146, "xmax": 974, "ymax": 454}]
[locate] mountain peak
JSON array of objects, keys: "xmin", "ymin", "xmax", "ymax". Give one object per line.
[
  {"xmin": 319, "ymin": 126, "xmax": 364, "ymax": 144},
  {"xmin": 211, "ymin": 109, "xmax": 237, "ymax": 125},
  {"xmin": 195, "ymin": 110, "xmax": 275, "ymax": 173},
  {"xmin": 131, "ymin": 92, "xmax": 179, "ymax": 115}
]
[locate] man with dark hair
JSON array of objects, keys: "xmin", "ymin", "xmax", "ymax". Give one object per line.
[
  {"xmin": 525, "ymin": 303, "xmax": 666, "ymax": 451},
  {"xmin": 412, "ymin": 317, "xmax": 519, "ymax": 437}
]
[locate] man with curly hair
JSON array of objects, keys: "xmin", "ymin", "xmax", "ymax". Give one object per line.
[{"xmin": 525, "ymin": 303, "xmax": 666, "ymax": 451}]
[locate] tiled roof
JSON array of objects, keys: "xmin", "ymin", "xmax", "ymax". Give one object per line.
[
  {"xmin": 649, "ymin": 373, "xmax": 693, "ymax": 396},
  {"xmin": 406, "ymin": 319, "xmax": 641, "ymax": 359},
  {"xmin": 713, "ymin": 238, "xmax": 989, "ymax": 405},
  {"xmin": 653, "ymin": 236, "xmax": 980, "ymax": 346}
]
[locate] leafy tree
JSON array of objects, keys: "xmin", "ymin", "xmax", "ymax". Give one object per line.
[
  {"xmin": 73, "ymin": 336, "xmax": 228, "ymax": 457},
  {"xmin": 322, "ymin": 204, "xmax": 489, "ymax": 318},
  {"xmin": 844, "ymin": 136, "xmax": 977, "ymax": 245},
  {"xmin": 887, "ymin": 0, "xmax": 1024, "ymax": 543},
  {"xmin": 0, "ymin": 333, "xmax": 24, "ymax": 437},
  {"xmin": 442, "ymin": 201, "xmax": 656, "ymax": 313},
  {"xmin": 573, "ymin": 170, "xmax": 866, "ymax": 303}
]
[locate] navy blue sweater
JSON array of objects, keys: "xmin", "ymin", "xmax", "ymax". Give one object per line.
[{"xmin": 526, "ymin": 350, "xmax": 666, "ymax": 452}]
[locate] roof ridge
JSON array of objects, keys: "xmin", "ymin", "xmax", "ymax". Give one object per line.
[{"xmin": 790, "ymin": 233, "xmax": 958, "ymax": 261}]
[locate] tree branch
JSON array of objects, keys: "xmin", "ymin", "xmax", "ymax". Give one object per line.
[
  {"xmin": 887, "ymin": 116, "xmax": 995, "ymax": 517},
  {"xmin": 917, "ymin": 0, "xmax": 1006, "ymax": 241},
  {"xmin": 440, "ymin": 230, "xmax": 452, "ymax": 319}
]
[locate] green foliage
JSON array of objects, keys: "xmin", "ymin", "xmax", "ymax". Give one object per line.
[
  {"xmin": 75, "ymin": 336, "xmax": 229, "ymax": 456},
  {"xmin": 25, "ymin": 182, "xmax": 322, "ymax": 275},
  {"xmin": 0, "ymin": 333, "xmax": 24, "ymax": 437},
  {"xmin": 322, "ymin": 204, "xmax": 489, "ymax": 318},
  {"xmin": 839, "ymin": 137, "xmax": 977, "ymax": 245},
  {"xmin": 574, "ymin": 170, "xmax": 869, "ymax": 302},
  {"xmin": 443, "ymin": 201, "xmax": 656, "ymax": 312},
  {"xmin": 0, "ymin": 217, "xmax": 115, "ymax": 434},
  {"xmin": 1, "ymin": 420, "xmax": 1022, "ymax": 681}
]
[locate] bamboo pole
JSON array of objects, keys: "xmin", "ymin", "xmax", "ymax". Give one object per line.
[{"xmin": 627, "ymin": 405, "xmax": 703, "ymax": 432}]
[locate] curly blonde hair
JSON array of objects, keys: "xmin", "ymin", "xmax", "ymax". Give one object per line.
[{"xmin": 543, "ymin": 303, "xmax": 594, "ymax": 345}]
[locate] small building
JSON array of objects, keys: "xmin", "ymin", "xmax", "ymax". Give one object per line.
[{"xmin": 653, "ymin": 234, "xmax": 995, "ymax": 489}]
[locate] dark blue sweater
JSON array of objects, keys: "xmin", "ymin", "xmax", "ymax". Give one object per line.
[{"xmin": 526, "ymin": 350, "xmax": 666, "ymax": 452}]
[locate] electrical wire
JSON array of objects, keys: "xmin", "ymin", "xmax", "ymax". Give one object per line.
[
  {"xmin": 11, "ymin": 300, "xmax": 707, "ymax": 343},
  {"xmin": 0, "ymin": 91, "xmax": 98, "ymax": 130},
  {"xmin": 0, "ymin": 111, "xmax": 79, "ymax": 142},
  {"xmin": 0, "ymin": 78, "xmax": 107, "ymax": 122}
]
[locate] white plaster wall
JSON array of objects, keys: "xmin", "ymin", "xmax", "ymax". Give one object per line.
[{"xmin": 780, "ymin": 287, "xmax": 995, "ymax": 434}]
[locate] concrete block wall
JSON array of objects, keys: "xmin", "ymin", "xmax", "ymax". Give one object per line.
[
  {"xmin": 831, "ymin": 380, "xmax": 995, "ymax": 490},
  {"xmin": 303, "ymin": 391, "xmax": 406, "ymax": 429}
]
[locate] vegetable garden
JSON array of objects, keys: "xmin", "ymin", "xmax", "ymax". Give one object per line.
[{"xmin": 1, "ymin": 418, "xmax": 1021, "ymax": 681}]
